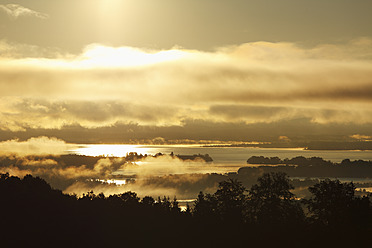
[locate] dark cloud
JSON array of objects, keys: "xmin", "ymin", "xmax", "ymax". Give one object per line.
[
  {"xmin": 1, "ymin": 118, "xmax": 372, "ymax": 145},
  {"xmin": 0, "ymin": 99, "xmax": 178, "ymax": 131},
  {"xmin": 209, "ymin": 105, "xmax": 289, "ymax": 120},
  {"xmin": 298, "ymin": 83, "xmax": 372, "ymax": 101}
]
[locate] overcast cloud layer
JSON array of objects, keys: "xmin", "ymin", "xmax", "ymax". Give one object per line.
[
  {"xmin": 1, "ymin": 1, "xmax": 372, "ymax": 144},
  {"xmin": 0, "ymin": 39, "xmax": 372, "ymax": 138}
]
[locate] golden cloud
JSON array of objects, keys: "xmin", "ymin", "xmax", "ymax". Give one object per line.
[
  {"xmin": 350, "ymin": 134, "xmax": 371, "ymax": 140},
  {"xmin": 0, "ymin": 39, "xmax": 372, "ymax": 131},
  {"xmin": 0, "ymin": 136, "xmax": 74, "ymax": 156},
  {"xmin": 0, "ymin": 4, "xmax": 49, "ymax": 19}
]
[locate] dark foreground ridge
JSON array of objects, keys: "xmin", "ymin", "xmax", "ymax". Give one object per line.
[{"xmin": 1, "ymin": 172, "xmax": 372, "ymax": 248}]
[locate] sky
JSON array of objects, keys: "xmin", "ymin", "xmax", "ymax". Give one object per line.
[{"xmin": 1, "ymin": 0, "xmax": 372, "ymax": 145}]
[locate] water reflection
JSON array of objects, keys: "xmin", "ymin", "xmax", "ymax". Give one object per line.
[
  {"xmin": 99, "ymin": 179, "xmax": 127, "ymax": 185},
  {"xmin": 70, "ymin": 144, "xmax": 372, "ymax": 164},
  {"xmin": 70, "ymin": 144, "xmax": 151, "ymax": 157}
]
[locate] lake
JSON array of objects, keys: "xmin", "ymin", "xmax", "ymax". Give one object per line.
[
  {"xmin": 70, "ymin": 144, "xmax": 372, "ymax": 163},
  {"xmin": 69, "ymin": 144, "xmax": 372, "ymax": 174}
]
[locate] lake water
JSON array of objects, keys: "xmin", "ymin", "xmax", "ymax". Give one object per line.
[
  {"xmin": 70, "ymin": 144, "xmax": 372, "ymax": 173},
  {"xmin": 70, "ymin": 145, "xmax": 372, "ymax": 187},
  {"xmin": 70, "ymin": 144, "xmax": 372, "ymax": 163}
]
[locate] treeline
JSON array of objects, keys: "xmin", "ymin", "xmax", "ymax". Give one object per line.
[
  {"xmin": 1, "ymin": 172, "xmax": 372, "ymax": 247},
  {"xmin": 244, "ymin": 156, "xmax": 372, "ymax": 178},
  {"xmin": 247, "ymin": 155, "xmax": 334, "ymax": 166}
]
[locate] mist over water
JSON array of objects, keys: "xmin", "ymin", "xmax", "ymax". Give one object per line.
[
  {"xmin": 70, "ymin": 144, "xmax": 372, "ymax": 164},
  {"xmin": 9, "ymin": 144, "xmax": 363, "ymax": 199},
  {"xmin": 66, "ymin": 145, "xmax": 372, "ymax": 181},
  {"xmin": 2, "ymin": 141, "xmax": 372, "ymax": 200}
]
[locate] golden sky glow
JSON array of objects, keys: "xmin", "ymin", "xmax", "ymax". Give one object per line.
[{"xmin": 1, "ymin": 0, "xmax": 372, "ymax": 144}]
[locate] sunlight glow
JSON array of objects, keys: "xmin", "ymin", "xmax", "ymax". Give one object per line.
[
  {"xmin": 72, "ymin": 144, "xmax": 150, "ymax": 157},
  {"xmin": 99, "ymin": 179, "xmax": 126, "ymax": 185},
  {"xmin": 0, "ymin": 45, "xmax": 187, "ymax": 70},
  {"xmin": 80, "ymin": 45, "xmax": 186, "ymax": 67}
]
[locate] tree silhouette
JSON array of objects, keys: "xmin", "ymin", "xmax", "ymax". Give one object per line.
[
  {"xmin": 141, "ymin": 195, "xmax": 155, "ymax": 206},
  {"xmin": 193, "ymin": 179, "xmax": 247, "ymax": 222},
  {"xmin": 213, "ymin": 179, "xmax": 247, "ymax": 222},
  {"xmin": 193, "ymin": 191, "xmax": 216, "ymax": 220},
  {"xmin": 246, "ymin": 172, "xmax": 304, "ymax": 226},
  {"xmin": 171, "ymin": 196, "xmax": 181, "ymax": 213},
  {"xmin": 305, "ymin": 179, "xmax": 370, "ymax": 228},
  {"xmin": 2, "ymin": 172, "xmax": 372, "ymax": 247}
]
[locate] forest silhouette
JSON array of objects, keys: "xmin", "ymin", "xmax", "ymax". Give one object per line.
[
  {"xmin": 244, "ymin": 155, "xmax": 372, "ymax": 178},
  {"xmin": 1, "ymin": 171, "xmax": 372, "ymax": 247}
]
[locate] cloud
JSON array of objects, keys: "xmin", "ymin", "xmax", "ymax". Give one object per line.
[
  {"xmin": 21, "ymin": 158, "xmax": 58, "ymax": 166},
  {"xmin": 1, "ymin": 117, "xmax": 372, "ymax": 146},
  {"xmin": 0, "ymin": 136, "xmax": 73, "ymax": 156},
  {"xmin": 0, "ymin": 39, "xmax": 372, "ymax": 135},
  {"xmin": 0, "ymin": 165, "xmax": 32, "ymax": 178},
  {"xmin": 0, "ymin": 98, "xmax": 178, "ymax": 131},
  {"xmin": 0, "ymin": 151, "xmax": 226, "ymax": 199},
  {"xmin": 209, "ymin": 105, "xmax": 290, "ymax": 122},
  {"xmin": 122, "ymin": 155, "xmax": 210, "ymax": 176},
  {"xmin": 0, "ymin": 4, "xmax": 49, "ymax": 19},
  {"xmin": 350, "ymin": 134, "xmax": 371, "ymax": 141},
  {"xmin": 0, "ymin": 40, "xmax": 65, "ymax": 59},
  {"xmin": 58, "ymin": 155, "xmax": 256, "ymax": 199},
  {"xmin": 63, "ymin": 173, "xmax": 220, "ymax": 199},
  {"xmin": 64, "ymin": 180, "xmax": 182, "ymax": 199},
  {"xmin": 278, "ymin": 136, "xmax": 291, "ymax": 142},
  {"xmin": 208, "ymin": 104, "xmax": 372, "ymax": 124}
]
